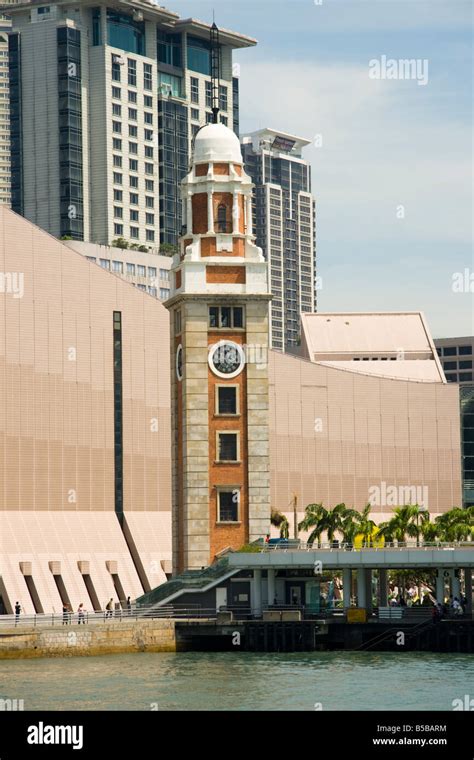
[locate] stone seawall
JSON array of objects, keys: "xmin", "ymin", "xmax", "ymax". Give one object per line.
[{"xmin": 0, "ymin": 620, "xmax": 176, "ymax": 658}]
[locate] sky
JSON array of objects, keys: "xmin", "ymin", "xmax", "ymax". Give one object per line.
[{"xmin": 171, "ymin": 0, "xmax": 473, "ymax": 338}]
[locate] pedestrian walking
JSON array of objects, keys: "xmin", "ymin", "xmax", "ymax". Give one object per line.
[
  {"xmin": 77, "ymin": 603, "xmax": 86, "ymax": 624},
  {"xmin": 105, "ymin": 598, "xmax": 114, "ymax": 619}
]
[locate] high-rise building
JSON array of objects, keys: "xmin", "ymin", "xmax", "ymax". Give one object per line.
[
  {"xmin": 0, "ymin": 15, "xmax": 10, "ymax": 206},
  {"xmin": 241, "ymin": 128, "xmax": 316, "ymax": 351},
  {"xmin": 2, "ymin": 0, "xmax": 255, "ymax": 246},
  {"xmin": 434, "ymin": 336, "xmax": 473, "ymax": 385},
  {"xmin": 434, "ymin": 336, "xmax": 474, "ymax": 507}
]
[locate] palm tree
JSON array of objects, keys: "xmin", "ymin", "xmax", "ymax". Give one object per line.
[
  {"xmin": 376, "ymin": 505, "xmax": 422, "ymax": 545},
  {"xmin": 298, "ymin": 503, "xmax": 327, "ymax": 547},
  {"xmin": 323, "ymin": 503, "xmax": 353, "ymax": 544},
  {"xmin": 435, "ymin": 506, "xmax": 474, "ymax": 542},
  {"xmin": 270, "ymin": 510, "xmax": 289, "ymax": 539},
  {"xmin": 353, "ymin": 504, "xmax": 377, "ymax": 547}
]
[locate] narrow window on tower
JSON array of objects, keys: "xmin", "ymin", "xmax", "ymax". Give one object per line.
[
  {"xmin": 113, "ymin": 311, "xmax": 123, "ymax": 524},
  {"xmin": 217, "ymin": 489, "xmax": 240, "ymax": 523},
  {"xmin": 217, "ymin": 431, "xmax": 239, "ymax": 462},
  {"xmin": 216, "ymin": 385, "xmax": 238, "ymax": 415},
  {"xmin": 174, "ymin": 309, "xmax": 182, "ymax": 335},
  {"xmin": 217, "ymin": 203, "xmax": 228, "ymax": 233},
  {"xmin": 208, "ymin": 306, "xmax": 245, "ymax": 329}
]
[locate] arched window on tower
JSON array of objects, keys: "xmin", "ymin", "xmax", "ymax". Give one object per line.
[{"xmin": 217, "ymin": 203, "xmax": 230, "ymax": 233}]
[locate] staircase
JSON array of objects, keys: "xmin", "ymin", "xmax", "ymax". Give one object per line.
[{"xmin": 135, "ymin": 558, "xmax": 237, "ymax": 610}]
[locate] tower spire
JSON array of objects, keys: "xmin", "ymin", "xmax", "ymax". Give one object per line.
[{"xmin": 210, "ymin": 22, "xmax": 220, "ymax": 124}]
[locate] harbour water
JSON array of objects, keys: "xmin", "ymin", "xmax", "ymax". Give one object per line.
[{"xmin": 1, "ymin": 652, "xmax": 473, "ymax": 711}]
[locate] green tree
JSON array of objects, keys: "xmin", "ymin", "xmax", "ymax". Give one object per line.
[
  {"xmin": 353, "ymin": 503, "xmax": 377, "ymax": 547},
  {"xmin": 435, "ymin": 506, "xmax": 474, "ymax": 542},
  {"xmin": 298, "ymin": 503, "xmax": 327, "ymax": 547},
  {"xmin": 159, "ymin": 243, "xmax": 178, "ymax": 257},
  {"xmin": 270, "ymin": 510, "xmax": 289, "ymax": 539},
  {"xmin": 112, "ymin": 237, "xmax": 129, "ymax": 250}
]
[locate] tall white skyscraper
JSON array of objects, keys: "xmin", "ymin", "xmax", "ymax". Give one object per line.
[
  {"xmin": 0, "ymin": 14, "xmax": 11, "ymax": 206},
  {"xmin": 241, "ymin": 128, "xmax": 317, "ymax": 351},
  {"xmin": 3, "ymin": 0, "xmax": 255, "ymax": 246}
]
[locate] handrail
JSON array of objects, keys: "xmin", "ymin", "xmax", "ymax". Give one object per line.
[
  {"xmin": 357, "ymin": 616, "xmax": 435, "ymax": 652},
  {"xmin": 260, "ymin": 540, "xmax": 474, "ymax": 552},
  {"xmin": 0, "ymin": 605, "xmax": 220, "ymax": 628}
]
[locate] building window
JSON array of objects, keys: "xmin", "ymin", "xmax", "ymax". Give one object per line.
[
  {"xmin": 444, "ymin": 362, "xmax": 457, "ymax": 371},
  {"xmin": 190, "ymin": 76, "xmax": 199, "ymax": 104},
  {"xmin": 157, "ymin": 30, "xmax": 182, "ymax": 68},
  {"xmin": 216, "ymin": 385, "xmax": 238, "ymax": 415},
  {"xmin": 146, "ymin": 229, "xmax": 155, "ymax": 242},
  {"xmin": 145, "ymin": 179, "xmax": 154, "ymax": 192},
  {"xmin": 129, "ymin": 124, "xmax": 138, "ymax": 137},
  {"xmin": 127, "ymin": 262, "xmax": 135, "ymax": 275},
  {"xmin": 191, "ymin": 123, "xmax": 200, "ymax": 141},
  {"xmin": 145, "ymin": 196, "xmax": 154, "ymax": 208},
  {"xmin": 160, "ymin": 287, "xmax": 170, "ymax": 299},
  {"xmin": 130, "ymin": 209, "xmax": 139, "ymax": 222},
  {"xmin": 100, "ymin": 258, "xmax": 111, "ymax": 269},
  {"xmin": 146, "ymin": 213, "xmax": 154, "ymax": 225},
  {"xmin": 129, "ymin": 175, "xmax": 138, "ymax": 188},
  {"xmin": 144, "ymin": 112, "xmax": 153, "ymax": 125},
  {"xmin": 113, "ymin": 206, "xmax": 123, "ymax": 219},
  {"xmin": 113, "ymin": 138, "xmax": 122, "ymax": 151},
  {"xmin": 113, "ymin": 154, "xmax": 122, "ymax": 167},
  {"xmin": 129, "ymin": 158, "xmax": 138, "ymax": 172},
  {"xmin": 160, "ymin": 268, "xmax": 169, "ymax": 280},
  {"xmin": 220, "ymin": 115, "xmax": 228, "ymax": 126},
  {"xmin": 217, "ymin": 432, "xmax": 239, "ymax": 462},
  {"xmin": 128, "ymin": 108, "xmax": 137, "ymax": 121},
  {"xmin": 148, "ymin": 266, "xmax": 157, "ymax": 278},
  {"xmin": 144, "ymin": 129, "xmax": 153, "ymax": 142},
  {"xmin": 209, "ymin": 305, "xmax": 244, "ymax": 329},
  {"xmin": 127, "ymin": 58, "xmax": 136, "ymax": 86},
  {"xmin": 112, "ymin": 260, "xmax": 123, "ymax": 273},
  {"xmin": 113, "ymin": 225, "xmax": 123, "ymax": 236},
  {"xmin": 112, "ymin": 103, "xmax": 122, "ymax": 116},
  {"xmin": 137, "ymin": 284, "xmax": 146, "ymax": 291},
  {"xmin": 460, "ymin": 372, "xmax": 473, "ymax": 381},
  {"xmin": 460, "ymin": 361, "xmax": 473, "ymax": 370},
  {"xmin": 86, "ymin": 256, "xmax": 96, "ymax": 262},
  {"xmin": 443, "ymin": 347, "xmax": 456, "ymax": 356},
  {"xmin": 217, "ymin": 489, "xmax": 239, "ymax": 523},
  {"xmin": 112, "ymin": 86, "xmax": 121, "ymax": 99},
  {"xmin": 205, "ymin": 112, "xmax": 213, "ymax": 124},
  {"xmin": 216, "ymin": 203, "xmax": 230, "ymax": 233},
  {"xmin": 144, "ymin": 94, "xmax": 153, "ymax": 108},
  {"xmin": 107, "ymin": 10, "xmax": 144, "ymax": 56},
  {"xmin": 174, "ymin": 310, "xmax": 182, "ymax": 335},
  {"xmin": 148, "ymin": 286, "xmax": 157, "ymax": 296},
  {"xmin": 113, "ymin": 172, "xmax": 122, "ymax": 184},
  {"xmin": 447, "ymin": 374, "xmax": 458, "ymax": 383},
  {"xmin": 459, "ymin": 346, "xmax": 472, "ymax": 355},
  {"xmin": 129, "ymin": 141, "xmax": 138, "ymax": 154},
  {"xmin": 112, "ymin": 121, "xmax": 122, "ymax": 134},
  {"xmin": 137, "ymin": 264, "xmax": 146, "ymax": 277},
  {"xmin": 191, "ymin": 107, "xmax": 199, "ymax": 121},
  {"xmin": 144, "ymin": 162, "xmax": 154, "ymax": 175},
  {"xmin": 205, "ymin": 80, "xmax": 212, "ymax": 108},
  {"xmin": 112, "ymin": 60, "xmax": 121, "ymax": 82},
  {"xmin": 130, "ymin": 226, "xmax": 139, "ymax": 239},
  {"xmin": 129, "ymin": 192, "xmax": 138, "ymax": 205},
  {"xmin": 128, "ymin": 89, "xmax": 137, "ymax": 103},
  {"xmin": 145, "ymin": 146, "xmax": 154, "ymax": 158},
  {"xmin": 219, "ymin": 84, "xmax": 228, "ymax": 111},
  {"xmin": 187, "ymin": 35, "xmax": 211, "ymax": 76},
  {"xmin": 144, "ymin": 62, "xmax": 152, "ymax": 91}
]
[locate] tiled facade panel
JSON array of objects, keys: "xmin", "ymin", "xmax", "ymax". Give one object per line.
[
  {"xmin": 0, "ymin": 208, "xmax": 171, "ymax": 514},
  {"xmin": 269, "ymin": 351, "xmax": 462, "ymax": 517}
]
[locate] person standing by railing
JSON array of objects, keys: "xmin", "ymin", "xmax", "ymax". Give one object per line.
[
  {"xmin": 14, "ymin": 601, "xmax": 21, "ymax": 626},
  {"xmin": 78, "ymin": 603, "xmax": 86, "ymax": 624},
  {"xmin": 62, "ymin": 603, "xmax": 69, "ymax": 625}
]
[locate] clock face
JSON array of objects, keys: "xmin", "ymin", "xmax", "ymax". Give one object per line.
[
  {"xmin": 209, "ymin": 340, "xmax": 245, "ymax": 379},
  {"xmin": 176, "ymin": 344, "xmax": 183, "ymax": 381}
]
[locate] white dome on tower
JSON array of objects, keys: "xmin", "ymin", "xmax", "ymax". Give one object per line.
[{"xmin": 193, "ymin": 123, "xmax": 243, "ymax": 164}]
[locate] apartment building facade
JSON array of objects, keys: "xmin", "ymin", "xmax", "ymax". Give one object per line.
[
  {"xmin": 0, "ymin": 15, "xmax": 10, "ymax": 205},
  {"xmin": 241, "ymin": 128, "xmax": 316, "ymax": 351},
  {"xmin": 3, "ymin": 0, "xmax": 254, "ymax": 247},
  {"xmin": 434, "ymin": 336, "xmax": 474, "ymax": 507}
]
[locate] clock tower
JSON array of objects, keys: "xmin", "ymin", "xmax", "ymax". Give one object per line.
[{"xmin": 165, "ymin": 123, "xmax": 271, "ymax": 573}]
